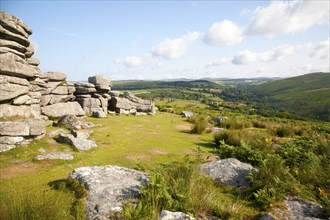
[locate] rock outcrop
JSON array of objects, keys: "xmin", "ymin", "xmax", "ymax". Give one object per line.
[
  {"xmin": 69, "ymin": 165, "xmax": 150, "ymax": 220},
  {"xmin": 0, "ymin": 11, "xmax": 156, "ymax": 152},
  {"xmin": 75, "ymin": 75, "xmax": 111, "ymax": 115},
  {"xmin": 40, "ymin": 71, "xmax": 76, "ymax": 106},
  {"xmin": 0, "ymin": 11, "xmax": 45, "ymax": 151},
  {"xmin": 109, "ymin": 91, "xmax": 156, "ymax": 115},
  {"xmin": 200, "ymin": 158, "xmax": 256, "ymax": 188}
]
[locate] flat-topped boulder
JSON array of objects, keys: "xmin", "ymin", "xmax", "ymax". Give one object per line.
[
  {"xmin": 41, "ymin": 101, "xmax": 85, "ymax": 118},
  {"xmin": 35, "ymin": 152, "xmax": 74, "ymax": 161},
  {"xmin": 0, "ymin": 75, "xmax": 30, "ymax": 101},
  {"xmin": 69, "ymin": 165, "xmax": 150, "ymax": 220},
  {"xmin": 0, "ymin": 38, "xmax": 27, "ymax": 53},
  {"xmin": 88, "ymin": 75, "xmax": 112, "ymax": 92},
  {"xmin": 0, "ymin": 52, "xmax": 41, "ymax": 78},
  {"xmin": 74, "ymin": 82, "xmax": 97, "ymax": 94},
  {"xmin": 200, "ymin": 158, "xmax": 256, "ymax": 188},
  {"xmin": 43, "ymin": 71, "xmax": 66, "ymax": 81},
  {"xmin": 0, "ymin": 119, "xmax": 45, "ymax": 137},
  {"xmin": 0, "ymin": 24, "xmax": 30, "ymax": 47}
]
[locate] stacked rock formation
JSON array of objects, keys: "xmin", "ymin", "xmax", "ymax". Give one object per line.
[
  {"xmin": 109, "ymin": 91, "xmax": 156, "ymax": 115},
  {"xmin": 0, "ymin": 11, "xmax": 45, "ymax": 152},
  {"xmin": 74, "ymin": 75, "xmax": 111, "ymax": 116},
  {"xmin": 40, "ymin": 71, "xmax": 85, "ymax": 118}
]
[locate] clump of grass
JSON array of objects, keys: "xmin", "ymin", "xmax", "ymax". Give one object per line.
[
  {"xmin": 214, "ymin": 129, "xmax": 272, "ymax": 151},
  {"xmin": 274, "ymin": 125, "xmax": 293, "ymax": 137},
  {"xmin": 252, "ymin": 119, "xmax": 267, "ymax": 129},
  {"xmin": 189, "ymin": 115, "xmax": 209, "ymax": 134},
  {"xmin": 220, "ymin": 117, "xmax": 251, "ymax": 130}
]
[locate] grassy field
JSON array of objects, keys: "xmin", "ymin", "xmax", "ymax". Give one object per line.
[{"xmin": 0, "ymin": 113, "xmax": 223, "ymax": 219}]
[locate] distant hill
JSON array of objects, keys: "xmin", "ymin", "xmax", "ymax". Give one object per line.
[
  {"xmin": 251, "ymin": 72, "xmax": 330, "ymax": 120},
  {"xmin": 112, "ymin": 79, "xmax": 223, "ymax": 90}
]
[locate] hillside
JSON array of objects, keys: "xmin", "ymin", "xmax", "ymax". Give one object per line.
[
  {"xmin": 252, "ymin": 72, "xmax": 330, "ymax": 95},
  {"xmin": 112, "ymin": 79, "xmax": 223, "ymax": 90},
  {"xmin": 252, "ymin": 72, "xmax": 330, "ymax": 120}
]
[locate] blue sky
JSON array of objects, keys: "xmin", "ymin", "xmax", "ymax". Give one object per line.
[{"xmin": 1, "ymin": 0, "xmax": 329, "ymax": 81}]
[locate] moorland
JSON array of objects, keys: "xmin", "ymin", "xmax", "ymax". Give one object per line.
[{"xmin": 0, "ymin": 72, "xmax": 329, "ymax": 219}]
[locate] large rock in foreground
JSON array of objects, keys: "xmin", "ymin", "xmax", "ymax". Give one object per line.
[
  {"xmin": 200, "ymin": 158, "xmax": 256, "ymax": 188},
  {"xmin": 41, "ymin": 101, "xmax": 85, "ymax": 118},
  {"xmin": 69, "ymin": 166, "xmax": 150, "ymax": 220}
]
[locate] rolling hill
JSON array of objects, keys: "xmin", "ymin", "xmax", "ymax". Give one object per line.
[
  {"xmin": 112, "ymin": 79, "xmax": 223, "ymax": 90},
  {"xmin": 251, "ymin": 72, "xmax": 330, "ymax": 120}
]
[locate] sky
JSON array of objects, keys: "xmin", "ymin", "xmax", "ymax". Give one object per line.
[{"xmin": 1, "ymin": 0, "xmax": 329, "ymax": 81}]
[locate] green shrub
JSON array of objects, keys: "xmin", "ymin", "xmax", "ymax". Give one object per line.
[
  {"xmin": 274, "ymin": 125, "xmax": 293, "ymax": 137},
  {"xmin": 214, "ymin": 130, "xmax": 272, "ymax": 151},
  {"xmin": 220, "ymin": 117, "xmax": 251, "ymax": 130},
  {"xmin": 189, "ymin": 115, "xmax": 209, "ymax": 134},
  {"xmin": 214, "ymin": 130, "xmax": 241, "ymax": 147},
  {"xmin": 249, "ymin": 155, "xmax": 300, "ymax": 209},
  {"xmin": 252, "ymin": 119, "xmax": 267, "ymax": 129},
  {"xmin": 216, "ymin": 141, "xmax": 267, "ymax": 166}
]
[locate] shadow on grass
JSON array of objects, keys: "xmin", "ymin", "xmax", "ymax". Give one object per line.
[
  {"xmin": 194, "ymin": 141, "xmax": 218, "ymax": 152},
  {"xmin": 48, "ymin": 179, "xmax": 67, "ymax": 191}
]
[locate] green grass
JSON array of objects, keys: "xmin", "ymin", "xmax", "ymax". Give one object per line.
[{"xmin": 0, "ymin": 113, "xmax": 217, "ymax": 219}]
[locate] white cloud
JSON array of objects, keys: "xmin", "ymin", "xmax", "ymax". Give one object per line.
[
  {"xmin": 113, "ymin": 56, "xmax": 146, "ymax": 68},
  {"xmin": 309, "ymin": 38, "xmax": 330, "ymax": 59},
  {"xmin": 259, "ymin": 44, "xmax": 295, "ymax": 62},
  {"xmin": 204, "ymin": 20, "xmax": 244, "ymax": 46},
  {"xmin": 232, "ymin": 44, "xmax": 295, "ymax": 65},
  {"xmin": 207, "ymin": 57, "xmax": 231, "ymax": 67},
  {"xmin": 232, "ymin": 50, "xmax": 258, "ymax": 65},
  {"xmin": 246, "ymin": 1, "xmax": 330, "ymax": 36},
  {"xmin": 151, "ymin": 32, "xmax": 201, "ymax": 59}
]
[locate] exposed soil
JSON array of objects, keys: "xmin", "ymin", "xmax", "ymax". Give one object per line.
[
  {"xmin": 149, "ymin": 148, "xmax": 169, "ymax": 155},
  {"xmin": 175, "ymin": 124, "xmax": 192, "ymax": 131},
  {"xmin": 0, "ymin": 160, "xmax": 38, "ymax": 179},
  {"xmin": 125, "ymin": 154, "xmax": 151, "ymax": 162}
]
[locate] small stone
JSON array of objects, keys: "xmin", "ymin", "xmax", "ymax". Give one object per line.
[
  {"xmin": 38, "ymin": 148, "xmax": 46, "ymax": 153},
  {"xmin": 35, "ymin": 152, "xmax": 74, "ymax": 160},
  {"xmin": 160, "ymin": 210, "xmax": 196, "ymax": 220}
]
